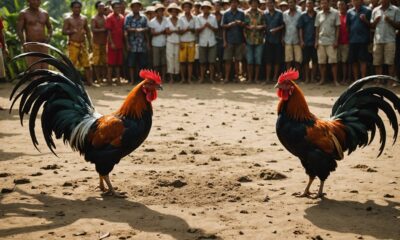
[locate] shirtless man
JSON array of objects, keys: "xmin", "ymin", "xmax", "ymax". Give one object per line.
[
  {"xmin": 91, "ymin": 1, "xmax": 108, "ymax": 83},
  {"xmin": 17, "ymin": 0, "xmax": 52, "ymax": 70},
  {"xmin": 62, "ymin": 0, "xmax": 93, "ymax": 85}
]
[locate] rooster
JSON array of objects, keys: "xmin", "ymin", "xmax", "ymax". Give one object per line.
[
  {"xmin": 10, "ymin": 43, "xmax": 163, "ymax": 197},
  {"xmin": 275, "ymin": 69, "xmax": 400, "ymax": 198}
]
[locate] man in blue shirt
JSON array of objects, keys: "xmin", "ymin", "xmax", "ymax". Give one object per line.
[
  {"xmin": 222, "ymin": 0, "xmax": 246, "ymax": 83},
  {"xmin": 264, "ymin": 0, "xmax": 284, "ymax": 83},
  {"xmin": 124, "ymin": 0, "xmax": 149, "ymax": 84},
  {"xmin": 298, "ymin": 0, "xmax": 317, "ymax": 83},
  {"xmin": 346, "ymin": 0, "xmax": 371, "ymax": 80}
]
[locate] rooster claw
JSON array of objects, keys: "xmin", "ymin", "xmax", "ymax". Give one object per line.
[
  {"xmin": 294, "ymin": 191, "xmax": 312, "ymax": 198},
  {"xmin": 102, "ymin": 190, "xmax": 127, "ymax": 198},
  {"xmin": 311, "ymin": 193, "xmax": 326, "ymax": 199}
]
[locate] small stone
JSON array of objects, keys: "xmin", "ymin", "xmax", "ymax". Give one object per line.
[
  {"xmin": 14, "ymin": 178, "xmax": 30, "ymax": 184},
  {"xmin": 144, "ymin": 148, "xmax": 156, "ymax": 152},
  {"xmin": 260, "ymin": 170, "xmax": 287, "ymax": 180},
  {"xmin": 179, "ymin": 150, "xmax": 188, "ymax": 155},
  {"xmin": 73, "ymin": 231, "xmax": 86, "ymax": 236},
  {"xmin": 237, "ymin": 176, "xmax": 252, "ymax": 183},
  {"xmin": 1, "ymin": 188, "xmax": 14, "ymax": 194},
  {"xmin": 312, "ymin": 235, "xmax": 323, "ymax": 240},
  {"xmin": 239, "ymin": 210, "xmax": 248, "ymax": 214},
  {"xmin": 63, "ymin": 182, "xmax": 73, "ymax": 187},
  {"xmin": 384, "ymin": 194, "xmax": 394, "ymax": 198},
  {"xmin": 239, "ymin": 231, "xmax": 244, "ymax": 235},
  {"xmin": 41, "ymin": 164, "xmax": 60, "ymax": 170},
  {"xmin": 31, "ymin": 172, "xmax": 43, "ymax": 176},
  {"xmin": 210, "ymin": 157, "xmax": 220, "ymax": 161},
  {"xmin": 0, "ymin": 173, "xmax": 11, "ymax": 178}
]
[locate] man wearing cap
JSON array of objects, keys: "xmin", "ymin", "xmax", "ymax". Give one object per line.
[
  {"xmin": 124, "ymin": 0, "xmax": 149, "ymax": 84},
  {"xmin": 149, "ymin": 4, "xmax": 168, "ymax": 81},
  {"xmin": 17, "ymin": 0, "xmax": 52, "ymax": 71},
  {"xmin": 91, "ymin": 1, "xmax": 108, "ymax": 84},
  {"xmin": 105, "ymin": 0, "xmax": 125, "ymax": 85},
  {"xmin": 264, "ymin": 0, "xmax": 284, "ymax": 83},
  {"xmin": 222, "ymin": 0, "xmax": 246, "ymax": 83},
  {"xmin": 63, "ymin": 0, "xmax": 93, "ymax": 85},
  {"xmin": 195, "ymin": 1, "xmax": 219, "ymax": 83},
  {"xmin": 297, "ymin": 0, "xmax": 317, "ymax": 83},
  {"xmin": 283, "ymin": 0, "xmax": 302, "ymax": 71},
  {"xmin": 166, "ymin": 3, "xmax": 182, "ymax": 83},
  {"xmin": 244, "ymin": 0, "xmax": 265, "ymax": 83},
  {"xmin": 279, "ymin": 1, "xmax": 289, "ymax": 12},
  {"xmin": 178, "ymin": 0, "xmax": 197, "ymax": 84}
]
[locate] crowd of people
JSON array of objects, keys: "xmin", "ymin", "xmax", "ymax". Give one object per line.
[{"xmin": 0, "ymin": 0, "xmax": 400, "ymax": 86}]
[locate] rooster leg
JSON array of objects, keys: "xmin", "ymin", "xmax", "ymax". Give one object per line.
[
  {"xmin": 313, "ymin": 180, "xmax": 326, "ymax": 199},
  {"xmin": 102, "ymin": 175, "xmax": 127, "ymax": 198},
  {"xmin": 296, "ymin": 176, "xmax": 315, "ymax": 198},
  {"xmin": 96, "ymin": 175, "xmax": 108, "ymax": 192}
]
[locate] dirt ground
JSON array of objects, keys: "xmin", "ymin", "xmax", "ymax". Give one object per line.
[{"xmin": 0, "ymin": 81, "xmax": 399, "ymax": 240}]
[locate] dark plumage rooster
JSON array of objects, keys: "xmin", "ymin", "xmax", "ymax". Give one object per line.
[
  {"xmin": 10, "ymin": 43, "xmax": 163, "ymax": 197},
  {"xmin": 275, "ymin": 69, "xmax": 400, "ymax": 198}
]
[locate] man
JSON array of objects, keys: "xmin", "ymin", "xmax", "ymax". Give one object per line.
[
  {"xmin": 244, "ymin": 0, "xmax": 265, "ymax": 83},
  {"xmin": 346, "ymin": 0, "xmax": 371, "ymax": 80},
  {"xmin": 17, "ymin": 0, "xmax": 52, "ymax": 70},
  {"xmin": 178, "ymin": 0, "xmax": 197, "ymax": 84},
  {"xmin": 195, "ymin": 1, "xmax": 218, "ymax": 83},
  {"xmin": 105, "ymin": 0, "xmax": 125, "ymax": 85},
  {"xmin": 337, "ymin": 0, "xmax": 349, "ymax": 83},
  {"xmin": 214, "ymin": 0, "xmax": 225, "ymax": 81},
  {"xmin": 91, "ymin": 1, "xmax": 108, "ymax": 84},
  {"xmin": 264, "ymin": 0, "xmax": 284, "ymax": 83},
  {"xmin": 149, "ymin": 4, "xmax": 168, "ymax": 81},
  {"xmin": 222, "ymin": 0, "xmax": 246, "ymax": 83},
  {"xmin": 124, "ymin": 0, "xmax": 149, "ymax": 84},
  {"xmin": 63, "ymin": 0, "xmax": 93, "ymax": 86},
  {"xmin": 0, "ymin": 16, "xmax": 8, "ymax": 81},
  {"xmin": 370, "ymin": 0, "xmax": 400, "ymax": 85},
  {"xmin": 315, "ymin": 0, "xmax": 340, "ymax": 86},
  {"xmin": 283, "ymin": 0, "xmax": 302, "ymax": 71},
  {"xmin": 298, "ymin": 0, "xmax": 317, "ymax": 83}
]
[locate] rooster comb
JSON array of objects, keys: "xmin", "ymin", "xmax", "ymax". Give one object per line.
[
  {"xmin": 277, "ymin": 68, "xmax": 299, "ymax": 84},
  {"xmin": 139, "ymin": 69, "xmax": 162, "ymax": 84}
]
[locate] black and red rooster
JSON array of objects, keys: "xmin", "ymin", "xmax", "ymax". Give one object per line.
[
  {"xmin": 275, "ymin": 69, "xmax": 400, "ymax": 198},
  {"xmin": 10, "ymin": 43, "xmax": 162, "ymax": 197}
]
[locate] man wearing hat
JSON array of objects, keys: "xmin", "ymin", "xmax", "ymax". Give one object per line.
[
  {"xmin": 282, "ymin": 0, "xmax": 302, "ymax": 71},
  {"xmin": 63, "ymin": 0, "xmax": 93, "ymax": 85},
  {"xmin": 124, "ymin": 0, "xmax": 149, "ymax": 84},
  {"xmin": 195, "ymin": 1, "xmax": 219, "ymax": 83},
  {"xmin": 105, "ymin": 0, "xmax": 125, "ymax": 84},
  {"xmin": 178, "ymin": 0, "xmax": 197, "ymax": 84},
  {"xmin": 165, "ymin": 3, "xmax": 182, "ymax": 83},
  {"xmin": 222, "ymin": 0, "xmax": 246, "ymax": 83},
  {"xmin": 149, "ymin": 4, "xmax": 168, "ymax": 80},
  {"xmin": 279, "ymin": 1, "xmax": 289, "ymax": 12},
  {"xmin": 244, "ymin": 0, "xmax": 265, "ymax": 83}
]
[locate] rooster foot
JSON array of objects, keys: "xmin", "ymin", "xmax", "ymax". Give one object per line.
[
  {"xmin": 102, "ymin": 190, "xmax": 127, "ymax": 198},
  {"xmin": 96, "ymin": 185, "xmax": 109, "ymax": 192},
  {"xmin": 311, "ymin": 193, "xmax": 326, "ymax": 199},
  {"xmin": 294, "ymin": 191, "xmax": 312, "ymax": 198}
]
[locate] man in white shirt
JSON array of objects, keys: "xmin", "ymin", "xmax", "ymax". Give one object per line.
[
  {"xmin": 178, "ymin": 0, "xmax": 197, "ymax": 84},
  {"xmin": 195, "ymin": 1, "xmax": 218, "ymax": 83},
  {"xmin": 148, "ymin": 4, "xmax": 168, "ymax": 81}
]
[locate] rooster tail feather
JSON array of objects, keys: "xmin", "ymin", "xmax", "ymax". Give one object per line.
[{"xmin": 332, "ymin": 75, "xmax": 400, "ymax": 157}]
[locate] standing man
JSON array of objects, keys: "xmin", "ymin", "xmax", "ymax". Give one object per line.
[
  {"xmin": 195, "ymin": 1, "xmax": 219, "ymax": 83},
  {"xmin": 105, "ymin": 0, "xmax": 125, "ymax": 85},
  {"xmin": 222, "ymin": 0, "xmax": 246, "ymax": 83},
  {"xmin": 315, "ymin": 0, "xmax": 340, "ymax": 86},
  {"xmin": 178, "ymin": 0, "xmax": 197, "ymax": 84},
  {"xmin": 370, "ymin": 0, "xmax": 400, "ymax": 85},
  {"xmin": 283, "ymin": 0, "xmax": 302, "ymax": 71},
  {"xmin": 244, "ymin": 0, "xmax": 265, "ymax": 83},
  {"xmin": 124, "ymin": 0, "xmax": 149, "ymax": 84},
  {"xmin": 63, "ymin": 0, "xmax": 93, "ymax": 86},
  {"xmin": 346, "ymin": 0, "xmax": 371, "ymax": 80},
  {"xmin": 298, "ymin": 0, "xmax": 317, "ymax": 83},
  {"xmin": 337, "ymin": 0, "xmax": 349, "ymax": 84},
  {"xmin": 91, "ymin": 1, "xmax": 108, "ymax": 84},
  {"xmin": 214, "ymin": 0, "xmax": 225, "ymax": 81},
  {"xmin": 264, "ymin": 0, "xmax": 284, "ymax": 83},
  {"xmin": 0, "ymin": 16, "xmax": 8, "ymax": 81},
  {"xmin": 17, "ymin": 0, "xmax": 52, "ymax": 70}
]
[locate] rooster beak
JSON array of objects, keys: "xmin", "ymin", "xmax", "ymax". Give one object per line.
[
  {"xmin": 274, "ymin": 83, "xmax": 280, "ymax": 89},
  {"xmin": 156, "ymin": 85, "xmax": 163, "ymax": 91}
]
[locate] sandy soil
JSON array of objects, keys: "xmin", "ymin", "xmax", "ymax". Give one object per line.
[{"xmin": 0, "ymin": 81, "xmax": 399, "ymax": 240}]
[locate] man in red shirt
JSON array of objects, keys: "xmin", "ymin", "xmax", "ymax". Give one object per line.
[
  {"xmin": 0, "ymin": 17, "xmax": 8, "ymax": 81},
  {"xmin": 337, "ymin": 0, "xmax": 349, "ymax": 84},
  {"xmin": 105, "ymin": 0, "xmax": 125, "ymax": 85}
]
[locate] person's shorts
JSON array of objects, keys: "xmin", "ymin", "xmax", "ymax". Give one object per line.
[
  {"xmin": 199, "ymin": 45, "xmax": 217, "ymax": 64},
  {"xmin": 284, "ymin": 44, "xmax": 302, "ymax": 63},
  {"xmin": 302, "ymin": 46, "xmax": 318, "ymax": 64},
  {"xmin": 223, "ymin": 43, "xmax": 244, "ymax": 61},
  {"xmin": 179, "ymin": 42, "xmax": 196, "ymax": 63},
  {"xmin": 127, "ymin": 51, "xmax": 148, "ymax": 68},
  {"xmin": 265, "ymin": 42, "xmax": 283, "ymax": 64},
  {"xmin": 24, "ymin": 43, "xmax": 49, "ymax": 70},
  {"xmin": 373, "ymin": 42, "xmax": 396, "ymax": 66},
  {"xmin": 92, "ymin": 43, "xmax": 107, "ymax": 66},
  {"xmin": 337, "ymin": 44, "xmax": 349, "ymax": 63},
  {"xmin": 152, "ymin": 46, "xmax": 166, "ymax": 67},
  {"xmin": 68, "ymin": 41, "xmax": 90, "ymax": 68},
  {"xmin": 317, "ymin": 44, "xmax": 337, "ymax": 64},
  {"xmin": 216, "ymin": 38, "xmax": 224, "ymax": 62},
  {"xmin": 348, "ymin": 43, "xmax": 369, "ymax": 63},
  {"xmin": 245, "ymin": 44, "xmax": 263, "ymax": 65},
  {"xmin": 107, "ymin": 47, "xmax": 123, "ymax": 66}
]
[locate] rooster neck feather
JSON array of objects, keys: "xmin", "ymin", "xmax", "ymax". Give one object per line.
[
  {"xmin": 115, "ymin": 82, "xmax": 150, "ymax": 118},
  {"xmin": 278, "ymin": 83, "xmax": 315, "ymax": 121}
]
